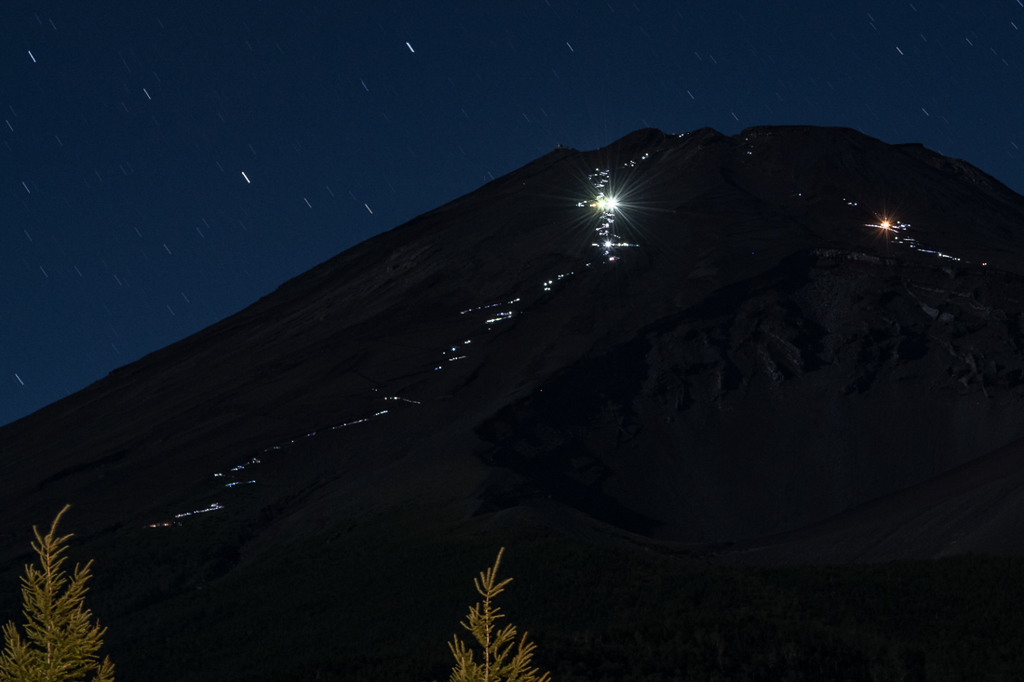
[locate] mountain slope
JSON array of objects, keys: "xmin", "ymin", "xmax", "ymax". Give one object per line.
[{"xmin": 3, "ymin": 125, "xmax": 1024, "ymax": 563}]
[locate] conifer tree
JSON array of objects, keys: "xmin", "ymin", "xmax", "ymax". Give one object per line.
[
  {"xmin": 0, "ymin": 504, "xmax": 114, "ymax": 682},
  {"xmin": 444, "ymin": 547, "xmax": 550, "ymax": 682}
]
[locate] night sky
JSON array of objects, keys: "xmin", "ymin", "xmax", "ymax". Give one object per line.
[{"xmin": 3, "ymin": 1, "xmax": 1022, "ymax": 428}]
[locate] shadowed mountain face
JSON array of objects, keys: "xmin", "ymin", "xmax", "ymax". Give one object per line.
[{"xmin": 4, "ymin": 125, "xmax": 1024, "ymax": 565}]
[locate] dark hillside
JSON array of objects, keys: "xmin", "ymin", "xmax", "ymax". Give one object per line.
[{"xmin": 4, "ymin": 125, "xmax": 1024, "ymax": 679}]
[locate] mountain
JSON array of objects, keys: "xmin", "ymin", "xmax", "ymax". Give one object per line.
[{"xmin": 4, "ymin": 125, "xmax": 1024, "ymax": 680}]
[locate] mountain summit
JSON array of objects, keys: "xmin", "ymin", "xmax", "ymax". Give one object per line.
[{"xmin": 5, "ymin": 125, "xmax": 1024, "ymax": 569}]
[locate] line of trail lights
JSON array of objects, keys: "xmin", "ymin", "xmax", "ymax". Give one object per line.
[
  {"xmin": 173, "ymin": 502, "xmax": 224, "ymax": 519},
  {"xmin": 864, "ymin": 210, "xmax": 972, "ymax": 263},
  {"xmin": 151, "ymin": 327, "xmax": 517, "ymax": 528},
  {"xmin": 152, "ymin": 399, "xmax": 409, "ymax": 526},
  {"xmin": 146, "ymin": 501, "xmax": 225, "ymax": 527},
  {"xmin": 460, "ymin": 298, "xmax": 520, "ymax": 316}
]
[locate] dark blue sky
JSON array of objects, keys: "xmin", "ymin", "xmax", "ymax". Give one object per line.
[{"xmin": 3, "ymin": 1, "xmax": 1022, "ymax": 427}]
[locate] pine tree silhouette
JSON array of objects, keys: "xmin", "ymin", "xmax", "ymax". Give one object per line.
[
  {"xmin": 444, "ymin": 547, "xmax": 550, "ymax": 682},
  {"xmin": 0, "ymin": 504, "xmax": 114, "ymax": 682}
]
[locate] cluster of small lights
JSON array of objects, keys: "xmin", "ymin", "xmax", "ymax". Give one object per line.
[
  {"xmin": 435, "ymin": 339, "xmax": 474, "ymax": 370},
  {"xmin": 440, "ymin": 341, "xmax": 470, "ymax": 367},
  {"xmin": 543, "ymin": 272, "xmax": 574, "ymax": 291},
  {"xmin": 584, "ymin": 168, "xmax": 638, "ymax": 261},
  {"xmin": 214, "ymin": 457, "xmax": 260, "ymax": 477},
  {"xmin": 261, "ymin": 409, "xmax": 392, "ymax": 451},
  {"xmin": 621, "ymin": 152, "xmax": 651, "ymax": 169},
  {"xmin": 918, "ymin": 248, "xmax": 962, "ymax": 261},
  {"xmin": 867, "ymin": 216, "xmax": 923, "ymax": 251},
  {"xmin": 448, "ymin": 298, "xmax": 520, "ymax": 370},
  {"xmin": 173, "ymin": 502, "xmax": 224, "ymax": 519},
  {"xmin": 151, "ymin": 456, "xmax": 262, "ymax": 527},
  {"xmin": 864, "ymin": 212, "xmax": 972, "ymax": 263},
  {"xmin": 485, "ymin": 311, "xmax": 514, "ymax": 325},
  {"xmin": 441, "ymin": 341, "xmax": 471, "ymax": 355},
  {"xmin": 460, "ymin": 298, "xmax": 520, "ymax": 315},
  {"xmin": 868, "ymin": 217, "xmax": 912, "ymax": 235}
]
